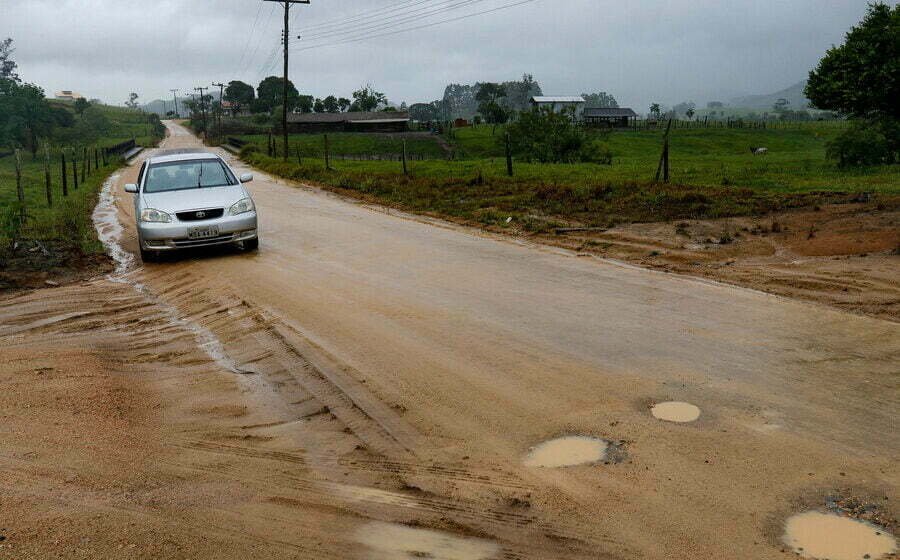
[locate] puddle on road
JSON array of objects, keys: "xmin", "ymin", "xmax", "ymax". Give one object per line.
[
  {"xmin": 783, "ymin": 511, "xmax": 897, "ymax": 560},
  {"xmin": 651, "ymin": 401, "xmax": 701, "ymax": 423},
  {"xmin": 356, "ymin": 521, "xmax": 499, "ymax": 560},
  {"xmin": 523, "ymin": 436, "xmax": 609, "ymax": 468}
]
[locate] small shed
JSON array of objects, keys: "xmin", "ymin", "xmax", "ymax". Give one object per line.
[
  {"xmin": 530, "ymin": 96, "xmax": 586, "ymax": 119},
  {"xmin": 583, "ymin": 107, "xmax": 638, "ymax": 128},
  {"xmin": 287, "ymin": 111, "xmax": 409, "ymax": 133}
]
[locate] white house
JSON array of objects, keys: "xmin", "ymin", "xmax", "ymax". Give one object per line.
[
  {"xmin": 530, "ymin": 96, "xmax": 586, "ymax": 119},
  {"xmin": 55, "ymin": 90, "xmax": 85, "ymax": 102}
]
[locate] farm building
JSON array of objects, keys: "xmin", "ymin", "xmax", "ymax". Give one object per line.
[
  {"xmin": 54, "ymin": 90, "xmax": 85, "ymax": 101},
  {"xmin": 286, "ymin": 111, "xmax": 409, "ymax": 133},
  {"xmin": 530, "ymin": 96, "xmax": 586, "ymax": 119},
  {"xmin": 583, "ymin": 107, "xmax": 639, "ymax": 128}
]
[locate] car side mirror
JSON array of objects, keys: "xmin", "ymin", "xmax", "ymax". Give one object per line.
[
  {"xmin": 124, "ymin": 183, "xmax": 138, "ymax": 193},
  {"xmin": 240, "ymin": 173, "xmax": 253, "ymax": 184}
]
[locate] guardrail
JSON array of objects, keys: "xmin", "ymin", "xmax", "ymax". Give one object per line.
[{"xmin": 104, "ymin": 139, "xmax": 136, "ymax": 156}]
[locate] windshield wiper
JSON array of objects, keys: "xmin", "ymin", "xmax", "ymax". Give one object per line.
[{"xmin": 197, "ymin": 161, "xmax": 203, "ymax": 188}]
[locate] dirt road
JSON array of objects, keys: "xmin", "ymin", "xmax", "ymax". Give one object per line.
[{"xmin": 1, "ymin": 121, "xmax": 897, "ymax": 559}]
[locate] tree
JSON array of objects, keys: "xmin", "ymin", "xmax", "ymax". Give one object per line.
[
  {"xmin": 256, "ymin": 76, "xmax": 299, "ymax": 113},
  {"xmin": 337, "ymin": 97, "xmax": 351, "ymax": 112},
  {"xmin": 581, "ymin": 92, "xmax": 618, "ymax": 108},
  {"xmin": 313, "ymin": 97, "xmax": 325, "ymax": 113},
  {"xmin": 673, "ymin": 101, "xmax": 696, "ymax": 118},
  {"xmin": 296, "ymin": 95, "xmax": 314, "ymax": 114},
  {"xmin": 74, "ymin": 97, "xmax": 91, "ymax": 115},
  {"xmin": 685, "ymin": 107, "xmax": 696, "ymax": 120},
  {"xmin": 408, "ymin": 102, "xmax": 438, "ymax": 122},
  {"xmin": 506, "ymin": 106, "xmax": 605, "ymax": 163},
  {"xmin": 806, "ymin": 3, "xmax": 899, "ymax": 165},
  {"xmin": 224, "ymin": 80, "xmax": 255, "ymax": 115},
  {"xmin": 321, "ymin": 95, "xmax": 340, "ymax": 113},
  {"xmin": 501, "ymin": 73, "xmax": 543, "ymax": 112},
  {"xmin": 351, "ymin": 84, "xmax": 386, "ymax": 112},
  {"xmin": 125, "ymin": 92, "xmax": 140, "ymax": 110},
  {"xmin": 649, "ymin": 103, "xmax": 662, "ymax": 120},
  {"xmin": 0, "ymin": 79, "xmax": 56, "ymax": 157},
  {"xmin": 806, "ymin": 3, "xmax": 899, "ymax": 121},
  {"xmin": 475, "ymin": 83, "xmax": 509, "ymax": 129},
  {"xmin": 0, "ymin": 38, "xmax": 19, "ymax": 82}
]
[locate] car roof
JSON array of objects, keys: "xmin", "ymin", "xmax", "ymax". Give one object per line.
[{"xmin": 147, "ymin": 149, "xmax": 220, "ymax": 165}]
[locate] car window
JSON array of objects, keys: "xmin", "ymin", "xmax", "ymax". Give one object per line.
[{"xmin": 143, "ymin": 159, "xmax": 237, "ymax": 193}]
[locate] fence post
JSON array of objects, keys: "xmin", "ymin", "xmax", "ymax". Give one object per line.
[
  {"xmin": 73, "ymin": 148, "xmax": 79, "ymax": 190},
  {"xmin": 94, "ymin": 147, "xmax": 99, "ymax": 170},
  {"xmin": 81, "ymin": 147, "xmax": 87, "ymax": 182},
  {"xmin": 505, "ymin": 132, "xmax": 514, "ymax": 177},
  {"xmin": 324, "ymin": 134, "xmax": 330, "ymax": 170},
  {"xmin": 401, "ymin": 139, "xmax": 408, "ymax": 176},
  {"xmin": 14, "ymin": 149, "xmax": 25, "ymax": 222},
  {"xmin": 43, "ymin": 143, "xmax": 52, "ymax": 208},
  {"xmin": 61, "ymin": 151, "xmax": 68, "ymax": 197},
  {"xmin": 296, "ymin": 144, "xmax": 302, "ymax": 166}
]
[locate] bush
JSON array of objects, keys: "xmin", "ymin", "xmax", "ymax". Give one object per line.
[
  {"xmin": 826, "ymin": 121, "xmax": 896, "ymax": 167},
  {"xmin": 506, "ymin": 107, "xmax": 613, "ymax": 164},
  {"xmin": 239, "ymin": 144, "xmax": 261, "ymax": 158}
]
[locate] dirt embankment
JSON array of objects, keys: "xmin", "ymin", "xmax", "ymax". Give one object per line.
[{"xmin": 535, "ymin": 200, "xmax": 900, "ymax": 321}]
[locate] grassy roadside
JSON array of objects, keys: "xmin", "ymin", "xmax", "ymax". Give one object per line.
[
  {"xmin": 240, "ymin": 147, "xmax": 877, "ymax": 234},
  {"xmin": 0, "ymin": 105, "xmax": 163, "ymax": 288}
]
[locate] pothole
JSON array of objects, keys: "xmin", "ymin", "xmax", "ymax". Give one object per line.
[
  {"xmin": 783, "ymin": 511, "xmax": 897, "ymax": 560},
  {"xmin": 523, "ymin": 436, "xmax": 609, "ymax": 468},
  {"xmin": 355, "ymin": 521, "xmax": 499, "ymax": 560},
  {"xmin": 651, "ymin": 401, "xmax": 701, "ymax": 423}
]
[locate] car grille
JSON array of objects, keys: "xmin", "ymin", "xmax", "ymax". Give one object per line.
[
  {"xmin": 172, "ymin": 234, "xmax": 235, "ymax": 247},
  {"xmin": 176, "ymin": 208, "xmax": 224, "ymax": 221}
]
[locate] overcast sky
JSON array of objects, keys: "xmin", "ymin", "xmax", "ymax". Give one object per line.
[{"xmin": 3, "ymin": 0, "xmax": 875, "ymax": 110}]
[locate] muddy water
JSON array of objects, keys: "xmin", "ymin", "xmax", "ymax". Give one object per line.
[
  {"xmin": 356, "ymin": 521, "xmax": 500, "ymax": 560},
  {"xmin": 783, "ymin": 511, "xmax": 897, "ymax": 560},
  {"xmin": 651, "ymin": 401, "xmax": 701, "ymax": 423},
  {"xmin": 523, "ymin": 436, "xmax": 609, "ymax": 468}
]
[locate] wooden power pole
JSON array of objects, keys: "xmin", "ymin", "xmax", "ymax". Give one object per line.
[
  {"xmin": 212, "ymin": 82, "xmax": 226, "ymax": 128},
  {"xmin": 264, "ymin": 0, "xmax": 311, "ymax": 161},
  {"xmin": 170, "ymin": 89, "xmax": 180, "ymax": 118}
]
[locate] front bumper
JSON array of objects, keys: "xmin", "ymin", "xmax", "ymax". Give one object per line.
[{"xmin": 138, "ymin": 212, "xmax": 258, "ymax": 250}]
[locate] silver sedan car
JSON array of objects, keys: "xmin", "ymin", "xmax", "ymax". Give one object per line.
[{"xmin": 125, "ymin": 151, "xmax": 258, "ymax": 262}]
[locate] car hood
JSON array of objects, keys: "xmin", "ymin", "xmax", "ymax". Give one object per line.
[{"xmin": 141, "ymin": 185, "xmax": 248, "ymax": 213}]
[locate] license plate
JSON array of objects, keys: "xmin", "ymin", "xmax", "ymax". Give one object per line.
[{"xmin": 188, "ymin": 226, "xmax": 219, "ymax": 240}]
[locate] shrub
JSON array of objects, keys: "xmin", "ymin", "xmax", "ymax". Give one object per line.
[
  {"xmin": 239, "ymin": 144, "xmax": 261, "ymax": 158},
  {"xmin": 826, "ymin": 121, "xmax": 896, "ymax": 168},
  {"xmin": 505, "ymin": 107, "xmax": 590, "ymax": 163}
]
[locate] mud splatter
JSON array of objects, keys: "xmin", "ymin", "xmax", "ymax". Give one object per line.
[
  {"xmin": 783, "ymin": 511, "xmax": 897, "ymax": 560},
  {"xmin": 523, "ymin": 436, "xmax": 609, "ymax": 468}
]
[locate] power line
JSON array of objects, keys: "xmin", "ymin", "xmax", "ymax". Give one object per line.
[
  {"xmin": 295, "ymin": 0, "xmax": 436, "ymax": 33},
  {"xmin": 297, "ymin": 0, "xmax": 491, "ymax": 42},
  {"xmin": 292, "ymin": 0, "xmax": 539, "ymax": 51},
  {"xmin": 236, "ymin": 2, "xmax": 264, "ymax": 73},
  {"xmin": 240, "ymin": 3, "xmax": 278, "ymax": 77}
]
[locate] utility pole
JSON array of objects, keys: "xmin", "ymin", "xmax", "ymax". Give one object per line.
[
  {"xmin": 170, "ymin": 89, "xmax": 180, "ymax": 118},
  {"xmin": 212, "ymin": 82, "xmax": 226, "ymax": 127},
  {"xmin": 194, "ymin": 86, "xmax": 209, "ymax": 132},
  {"xmin": 264, "ymin": 0, "xmax": 311, "ymax": 160}
]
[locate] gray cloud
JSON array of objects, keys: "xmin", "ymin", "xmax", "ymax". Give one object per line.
[{"xmin": 3, "ymin": 0, "xmax": 873, "ymax": 110}]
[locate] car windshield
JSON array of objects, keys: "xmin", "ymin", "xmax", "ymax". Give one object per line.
[{"xmin": 143, "ymin": 159, "xmax": 236, "ymax": 193}]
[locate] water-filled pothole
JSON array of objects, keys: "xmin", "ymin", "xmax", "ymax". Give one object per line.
[
  {"xmin": 356, "ymin": 521, "xmax": 499, "ymax": 559},
  {"xmin": 651, "ymin": 401, "xmax": 701, "ymax": 423},
  {"xmin": 523, "ymin": 436, "xmax": 609, "ymax": 468},
  {"xmin": 783, "ymin": 511, "xmax": 897, "ymax": 560}
]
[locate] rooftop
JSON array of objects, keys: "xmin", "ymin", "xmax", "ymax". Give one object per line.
[{"xmin": 531, "ymin": 96, "xmax": 586, "ymax": 104}]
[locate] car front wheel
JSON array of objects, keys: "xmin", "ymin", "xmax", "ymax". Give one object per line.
[{"xmin": 242, "ymin": 237, "xmax": 259, "ymax": 252}]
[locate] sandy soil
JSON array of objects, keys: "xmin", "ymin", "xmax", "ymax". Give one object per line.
[
  {"xmin": 0, "ymin": 122, "xmax": 897, "ymax": 559},
  {"xmin": 537, "ymin": 204, "xmax": 899, "ymax": 322}
]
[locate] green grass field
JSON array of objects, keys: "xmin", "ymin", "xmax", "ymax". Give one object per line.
[
  {"xmin": 0, "ymin": 104, "xmax": 160, "ymax": 260},
  {"xmin": 239, "ymin": 132, "xmax": 449, "ymax": 160}
]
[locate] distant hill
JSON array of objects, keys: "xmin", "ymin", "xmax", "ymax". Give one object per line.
[{"xmin": 729, "ymin": 80, "xmax": 810, "ymax": 110}]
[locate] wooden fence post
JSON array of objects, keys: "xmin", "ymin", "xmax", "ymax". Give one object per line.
[
  {"xmin": 94, "ymin": 147, "xmax": 99, "ymax": 170},
  {"xmin": 43, "ymin": 143, "xmax": 52, "ymax": 208},
  {"xmin": 73, "ymin": 149, "xmax": 79, "ymax": 190},
  {"xmin": 654, "ymin": 119, "xmax": 673, "ymax": 183},
  {"xmin": 61, "ymin": 151, "xmax": 68, "ymax": 197},
  {"xmin": 14, "ymin": 149, "xmax": 25, "ymax": 222},
  {"xmin": 81, "ymin": 147, "xmax": 87, "ymax": 182},
  {"xmin": 505, "ymin": 132, "xmax": 514, "ymax": 177},
  {"xmin": 324, "ymin": 134, "xmax": 330, "ymax": 170},
  {"xmin": 296, "ymin": 144, "xmax": 302, "ymax": 166},
  {"xmin": 401, "ymin": 139, "xmax": 408, "ymax": 176}
]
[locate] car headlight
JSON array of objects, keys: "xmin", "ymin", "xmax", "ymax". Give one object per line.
[
  {"xmin": 140, "ymin": 208, "xmax": 172, "ymax": 223},
  {"xmin": 229, "ymin": 197, "xmax": 255, "ymax": 216}
]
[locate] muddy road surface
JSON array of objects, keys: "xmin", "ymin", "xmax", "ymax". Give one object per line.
[{"xmin": 1, "ymin": 121, "xmax": 897, "ymax": 559}]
